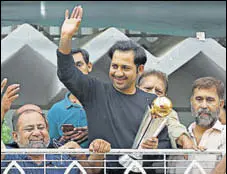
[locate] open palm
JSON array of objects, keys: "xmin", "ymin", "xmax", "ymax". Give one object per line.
[
  {"xmin": 61, "ymin": 6, "xmax": 83, "ymax": 37},
  {"xmin": 1, "ymin": 84, "xmax": 20, "ymax": 114}
]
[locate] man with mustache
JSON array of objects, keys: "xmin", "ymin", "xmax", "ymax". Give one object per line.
[
  {"xmin": 175, "ymin": 77, "xmax": 226, "ymax": 174},
  {"xmin": 1, "ymin": 79, "xmax": 111, "ymax": 174}
]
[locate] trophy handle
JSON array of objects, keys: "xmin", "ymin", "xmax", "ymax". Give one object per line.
[{"xmin": 152, "ymin": 116, "xmax": 169, "ymax": 137}]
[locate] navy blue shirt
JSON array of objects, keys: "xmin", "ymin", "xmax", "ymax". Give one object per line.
[
  {"xmin": 1, "ymin": 146, "xmax": 79, "ymax": 174},
  {"xmin": 57, "ymin": 50, "xmax": 170, "ymax": 149}
]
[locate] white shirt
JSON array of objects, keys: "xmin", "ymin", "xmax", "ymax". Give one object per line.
[{"xmin": 171, "ymin": 120, "xmax": 226, "ymax": 174}]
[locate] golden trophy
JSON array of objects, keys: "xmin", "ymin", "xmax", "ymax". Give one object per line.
[{"xmin": 119, "ymin": 96, "xmax": 173, "ymax": 173}]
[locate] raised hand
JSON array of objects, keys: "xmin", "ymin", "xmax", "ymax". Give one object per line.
[
  {"xmin": 1, "ymin": 78, "xmax": 7, "ymax": 94},
  {"xmin": 61, "ymin": 6, "xmax": 83, "ymax": 38},
  {"xmin": 1, "ymin": 83, "xmax": 20, "ymax": 116}
]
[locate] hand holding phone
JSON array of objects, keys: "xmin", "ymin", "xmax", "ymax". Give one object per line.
[
  {"xmin": 61, "ymin": 124, "xmax": 74, "ymax": 133},
  {"xmin": 60, "ymin": 125, "xmax": 88, "ymax": 144}
]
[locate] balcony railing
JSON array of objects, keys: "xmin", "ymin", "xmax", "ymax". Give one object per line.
[{"xmin": 1, "ymin": 149, "xmax": 225, "ymax": 174}]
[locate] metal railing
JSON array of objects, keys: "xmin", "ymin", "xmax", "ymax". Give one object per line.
[{"xmin": 1, "ymin": 149, "xmax": 225, "ymax": 174}]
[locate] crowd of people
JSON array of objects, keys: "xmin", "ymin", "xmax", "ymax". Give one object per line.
[{"xmin": 1, "ymin": 5, "xmax": 226, "ymax": 174}]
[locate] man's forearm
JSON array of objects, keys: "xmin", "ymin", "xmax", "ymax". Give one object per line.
[
  {"xmin": 211, "ymin": 155, "xmax": 226, "ymax": 174},
  {"xmin": 1, "ymin": 140, "xmax": 6, "ymax": 160},
  {"xmin": 176, "ymin": 133, "xmax": 193, "ymax": 147},
  {"xmin": 59, "ymin": 34, "xmax": 72, "ymax": 55},
  {"xmin": 1, "ymin": 108, "xmax": 5, "ymax": 125},
  {"xmin": 167, "ymin": 117, "xmax": 189, "ymax": 148},
  {"xmin": 87, "ymin": 154, "xmax": 105, "ymax": 174}
]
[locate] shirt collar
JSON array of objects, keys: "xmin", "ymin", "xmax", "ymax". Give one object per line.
[
  {"xmin": 188, "ymin": 119, "xmax": 225, "ymax": 136},
  {"xmin": 64, "ymin": 92, "xmax": 82, "ymax": 109},
  {"xmin": 212, "ymin": 120, "xmax": 226, "ymax": 131},
  {"xmin": 188, "ymin": 122, "xmax": 196, "ymax": 137}
]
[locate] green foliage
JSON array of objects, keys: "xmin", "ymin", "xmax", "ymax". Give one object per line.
[{"xmin": 1, "ymin": 121, "xmax": 11, "ymax": 144}]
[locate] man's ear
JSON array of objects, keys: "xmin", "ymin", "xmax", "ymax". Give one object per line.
[
  {"xmin": 220, "ymin": 99, "xmax": 225, "ymax": 108},
  {"xmin": 12, "ymin": 131, "xmax": 18, "ymax": 143},
  {"xmin": 190, "ymin": 96, "xmax": 194, "ymax": 105},
  {"xmin": 88, "ymin": 62, "xmax": 93, "ymax": 73},
  {"xmin": 137, "ymin": 65, "xmax": 144, "ymax": 75}
]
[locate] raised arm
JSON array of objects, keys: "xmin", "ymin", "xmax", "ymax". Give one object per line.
[
  {"xmin": 1, "ymin": 78, "xmax": 7, "ymax": 94},
  {"xmin": 1, "ymin": 79, "xmax": 20, "ymax": 160},
  {"xmin": 210, "ymin": 154, "xmax": 226, "ymax": 174},
  {"xmin": 57, "ymin": 6, "xmax": 97, "ymax": 103},
  {"xmin": 1, "ymin": 82, "xmax": 20, "ymax": 123},
  {"xmin": 59, "ymin": 6, "xmax": 83, "ymax": 54}
]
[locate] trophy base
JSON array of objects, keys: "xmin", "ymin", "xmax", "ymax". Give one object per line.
[{"xmin": 119, "ymin": 154, "xmax": 144, "ymax": 173}]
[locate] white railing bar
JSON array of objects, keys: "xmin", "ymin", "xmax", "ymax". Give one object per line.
[
  {"xmin": 2, "ymin": 158, "xmax": 221, "ymax": 162},
  {"xmin": 2, "ymin": 149, "xmax": 225, "ymax": 154},
  {"xmin": 1, "ymin": 166, "xmax": 217, "ymax": 170}
]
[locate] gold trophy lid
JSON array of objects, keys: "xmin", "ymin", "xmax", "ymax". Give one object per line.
[{"xmin": 150, "ymin": 96, "xmax": 172, "ymax": 117}]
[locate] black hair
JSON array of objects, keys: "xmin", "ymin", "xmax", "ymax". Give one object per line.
[
  {"xmin": 108, "ymin": 40, "xmax": 147, "ymax": 67},
  {"xmin": 12, "ymin": 109, "xmax": 48, "ymax": 131},
  {"xmin": 71, "ymin": 48, "xmax": 90, "ymax": 64}
]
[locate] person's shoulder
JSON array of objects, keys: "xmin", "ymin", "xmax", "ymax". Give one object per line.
[
  {"xmin": 137, "ymin": 88, "xmax": 157, "ymax": 99},
  {"xmin": 4, "ymin": 144, "xmax": 27, "ymax": 160},
  {"xmin": 48, "ymin": 99, "xmax": 66, "ymax": 112},
  {"xmin": 168, "ymin": 109, "xmax": 179, "ymax": 120},
  {"xmin": 221, "ymin": 125, "xmax": 226, "ymax": 136},
  {"xmin": 6, "ymin": 142, "xmax": 19, "ymax": 148}
]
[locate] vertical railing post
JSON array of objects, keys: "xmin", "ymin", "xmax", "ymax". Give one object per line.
[
  {"xmin": 164, "ymin": 153, "xmax": 166, "ymax": 174},
  {"xmin": 104, "ymin": 153, "xmax": 107, "ymax": 174},
  {"xmin": 44, "ymin": 153, "xmax": 46, "ymax": 174}
]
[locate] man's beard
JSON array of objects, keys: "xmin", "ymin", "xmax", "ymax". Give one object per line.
[
  {"xmin": 17, "ymin": 138, "xmax": 50, "ymax": 149},
  {"xmin": 191, "ymin": 106, "xmax": 219, "ymax": 128}
]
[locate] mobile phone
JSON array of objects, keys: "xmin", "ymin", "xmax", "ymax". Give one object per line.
[{"xmin": 62, "ymin": 124, "xmax": 74, "ymax": 133}]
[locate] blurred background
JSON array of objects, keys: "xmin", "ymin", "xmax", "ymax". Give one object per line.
[{"xmin": 1, "ymin": 1, "xmax": 226, "ymax": 142}]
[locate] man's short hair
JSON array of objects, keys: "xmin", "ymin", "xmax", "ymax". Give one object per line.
[
  {"xmin": 192, "ymin": 77, "xmax": 225, "ymax": 100},
  {"xmin": 71, "ymin": 48, "xmax": 90, "ymax": 64},
  {"xmin": 138, "ymin": 70, "xmax": 169, "ymax": 94},
  {"xmin": 108, "ymin": 40, "xmax": 147, "ymax": 67},
  {"xmin": 12, "ymin": 109, "xmax": 48, "ymax": 131}
]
